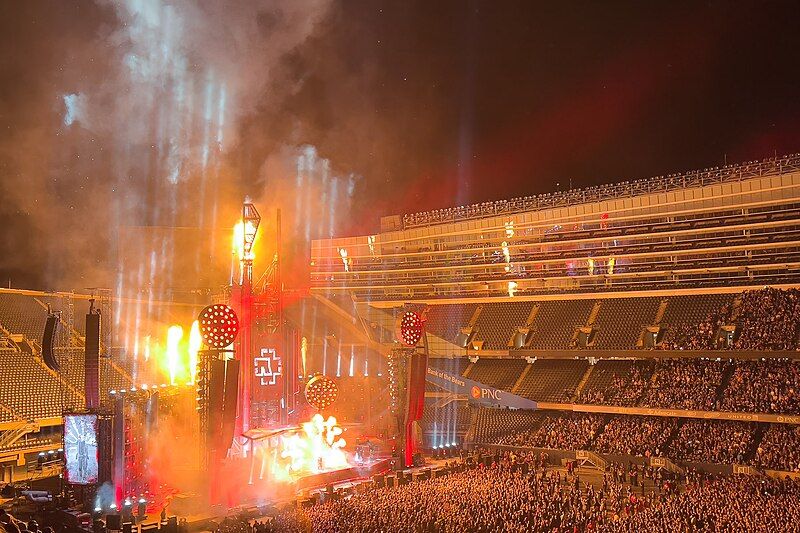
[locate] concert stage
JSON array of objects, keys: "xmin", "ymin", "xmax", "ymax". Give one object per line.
[{"xmin": 295, "ymin": 457, "xmax": 392, "ymax": 492}]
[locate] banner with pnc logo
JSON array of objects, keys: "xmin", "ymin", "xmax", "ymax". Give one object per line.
[{"xmin": 426, "ymin": 366, "xmax": 538, "ymax": 410}]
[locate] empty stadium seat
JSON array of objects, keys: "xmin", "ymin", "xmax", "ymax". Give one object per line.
[{"xmin": 514, "ymin": 359, "xmax": 589, "ymax": 402}]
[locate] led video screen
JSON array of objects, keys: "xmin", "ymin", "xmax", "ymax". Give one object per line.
[{"xmin": 64, "ymin": 414, "xmax": 99, "ymax": 485}]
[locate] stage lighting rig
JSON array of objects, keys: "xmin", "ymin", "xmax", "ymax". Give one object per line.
[
  {"xmin": 304, "ymin": 375, "xmax": 339, "ymax": 411},
  {"xmin": 198, "ymin": 304, "xmax": 240, "ymax": 349},
  {"xmin": 196, "ymin": 304, "xmax": 240, "ymax": 471},
  {"xmin": 397, "ymin": 311, "xmax": 424, "ymax": 347},
  {"xmin": 242, "ymin": 199, "xmax": 261, "ymax": 260}
]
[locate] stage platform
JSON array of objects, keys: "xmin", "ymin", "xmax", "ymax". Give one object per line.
[{"xmin": 295, "ymin": 457, "xmax": 392, "ymax": 492}]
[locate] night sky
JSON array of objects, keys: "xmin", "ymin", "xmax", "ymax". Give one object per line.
[{"xmin": 2, "ymin": 0, "xmax": 800, "ymax": 290}]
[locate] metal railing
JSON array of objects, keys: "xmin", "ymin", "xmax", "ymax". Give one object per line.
[{"xmin": 402, "ymin": 153, "xmax": 800, "ymax": 229}]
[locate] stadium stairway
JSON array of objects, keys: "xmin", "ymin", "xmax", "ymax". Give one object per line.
[
  {"xmin": 462, "ymin": 362, "xmax": 475, "ymax": 379},
  {"xmin": 714, "ymin": 364, "xmax": 737, "ymax": 408},
  {"xmin": 463, "ymin": 408, "xmax": 479, "ymax": 447},
  {"xmin": 510, "ymin": 364, "xmax": 533, "ymax": 394},
  {"xmin": 747, "ymin": 423, "xmax": 769, "ymax": 463},
  {"xmin": 662, "ymin": 418, "xmax": 685, "ymax": 454},
  {"xmin": 586, "ymin": 301, "xmax": 602, "ymax": 327},
  {"xmin": 653, "ymin": 299, "xmax": 669, "ymax": 325},
  {"xmin": 570, "ymin": 364, "xmax": 596, "ymax": 402},
  {"xmin": 729, "ymin": 294, "xmax": 744, "ymax": 321}
]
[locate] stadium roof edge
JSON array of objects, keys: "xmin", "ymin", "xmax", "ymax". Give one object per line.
[{"xmin": 394, "ymin": 152, "xmax": 800, "ymax": 230}]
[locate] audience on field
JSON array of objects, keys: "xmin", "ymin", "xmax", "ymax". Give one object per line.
[{"xmin": 244, "ymin": 452, "xmax": 800, "ymax": 533}]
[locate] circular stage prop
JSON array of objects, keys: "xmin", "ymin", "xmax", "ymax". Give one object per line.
[
  {"xmin": 397, "ymin": 311, "xmax": 424, "ymax": 347},
  {"xmin": 305, "ymin": 375, "xmax": 339, "ymax": 411},
  {"xmin": 198, "ymin": 304, "xmax": 240, "ymax": 349}
]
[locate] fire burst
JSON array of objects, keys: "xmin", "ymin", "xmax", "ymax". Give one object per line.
[{"xmin": 273, "ymin": 414, "xmax": 348, "ymax": 481}]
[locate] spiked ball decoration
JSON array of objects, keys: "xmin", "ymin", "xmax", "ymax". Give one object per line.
[
  {"xmin": 397, "ymin": 311, "xmax": 424, "ymax": 347},
  {"xmin": 305, "ymin": 375, "xmax": 339, "ymax": 411},
  {"xmin": 197, "ymin": 304, "xmax": 240, "ymax": 349}
]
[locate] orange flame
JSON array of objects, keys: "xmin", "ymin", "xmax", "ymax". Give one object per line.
[
  {"xmin": 233, "ymin": 220, "xmax": 257, "ymax": 261},
  {"xmin": 272, "ymin": 414, "xmax": 348, "ymax": 481}
]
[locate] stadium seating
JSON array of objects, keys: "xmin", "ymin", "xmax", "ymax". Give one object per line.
[
  {"xmin": 471, "ymin": 407, "xmax": 543, "ymax": 443},
  {"xmin": 424, "ymin": 304, "xmax": 477, "ymax": 344},
  {"xmin": 734, "ymin": 288, "xmax": 800, "ymax": 350},
  {"xmin": 578, "ymin": 359, "xmax": 654, "ymax": 406},
  {"xmin": 428, "ymin": 357, "xmax": 469, "ymax": 376},
  {"xmin": 472, "ymin": 302, "xmax": 534, "ymax": 349},
  {"xmin": 514, "ymin": 359, "xmax": 589, "ymax": 402},
  {"xmin": 588, "ymin": 297, "xmax": 661, "ymax": 349},
  {"xmin": 0, "ymin": 348, "xmax": 83, "ymax": 420},
  {"xmin": 660, "ymin": 293, "xmax": 735, "ymax": 348},
  {"xmin": 527, "ymin": 300, "xmax": 595, "ymax": 349},
  {"xmin": 755, "ymin": 424, "xmax": 800, "ymax": 472},
  {"xmin": 55, "ymin": 347, "xmax": 86, "ymax": 392},
  {"xmin": 719, "ymin": 359, "xmax": 800, "ymax": 414},
  {"xmin": 667, "ymin": 419, "xmax": 756, "ymax": 464},
  {"xmin": 0, "ymin": 293, "xmax": 48, "ymax": 342},
  {"xmin": 638, "ymin": 359, "xmax": 729, "ymax": 411},
  {"xmin": 495, "ymin": 412, "xmax": 604, "ymax": 449},
  {"xmin": 466, "ymin": 358, "xmax": 527, "ymax": 390},
  {"xmin": 420, "ymin": 400, "xmax": 471, "ymax": 441},
  {"xmin": 592, "ymin": 415, "xmax": 676, "ymax": 456}
]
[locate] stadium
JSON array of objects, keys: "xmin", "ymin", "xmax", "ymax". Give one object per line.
[
  {"xmin": 0, "ymin": 152, "xmax": 798, "ymax": 531},
  {"xmin": 4, "ymin": 2, "xmax": 800, "ymax": 532}
]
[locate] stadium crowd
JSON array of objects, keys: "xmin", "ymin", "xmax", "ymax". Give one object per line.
[
  {"xmin": 720, "ymin": 359, "xmax": 800, "ymax": 414},
  {"xmin": 579, "ymin": 364, "xmax": 651, "ymax": 406},
  {"xmin": 638, "ymin": 359, "xmax": 726, "ymax": 410},
  {"xmin": 484, "ymin": 412, "xmax": 800, "ymax": 471},
  {"xmin": 733, "ymin": 288, "xmax": 800, "ymax": 350},
  {"xmin": 233, "ymin": 452, "xmax": 800, "ymax": 533},
  {"xmin": 495, "ymin": 413, "xmax": 604, "ymax": 450},
  {"xmin": 755, "ymin": 424, "xmax": 800, "ymax": 472},
  {"xmin": 661, "ymin": 305, "xmax": 730, "ymax": 350},
  {"xmin": 0, "ymin": 511, "xmax": 52, "ymax": 533},
  {"xmin": 601, "ymin": 473, "xmax": 800, "ymax": 533},
  {"xmin": 667, "ymin": 420, "xmax": 755, "ymax": 465},
  {"xmin": 592, "ymin": 416, "xmax": 675, "ymax": 457}
]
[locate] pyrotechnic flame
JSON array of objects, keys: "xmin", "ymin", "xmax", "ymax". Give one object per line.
[
  {"xmin": 508, "ymin": 281, "xmax": 518, "ymax": 298},
  {"xmin": 166, "ymin": 325, "xmax": 183, "ymax": 385},
  {"xmin": 188, "ymin": 320, "xmax": 201, "ymax": 385},
  {"xmin": 338, "ymin": 248, "xmax": 350, "ymax": 272},
  {"xmin": 273, "ymin": 414, "xmax": 348, "ymax": 481},
  {"xmin": 501, "ymin": 241, "xmax": 512, "ymax": 272},
  {"xmin": 505, "ymin": 220, "xmax": 515, "ymax": 239},
  {"xmin": 233, "ymin": 221, "xmax": 257, "ymax": 261}
]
